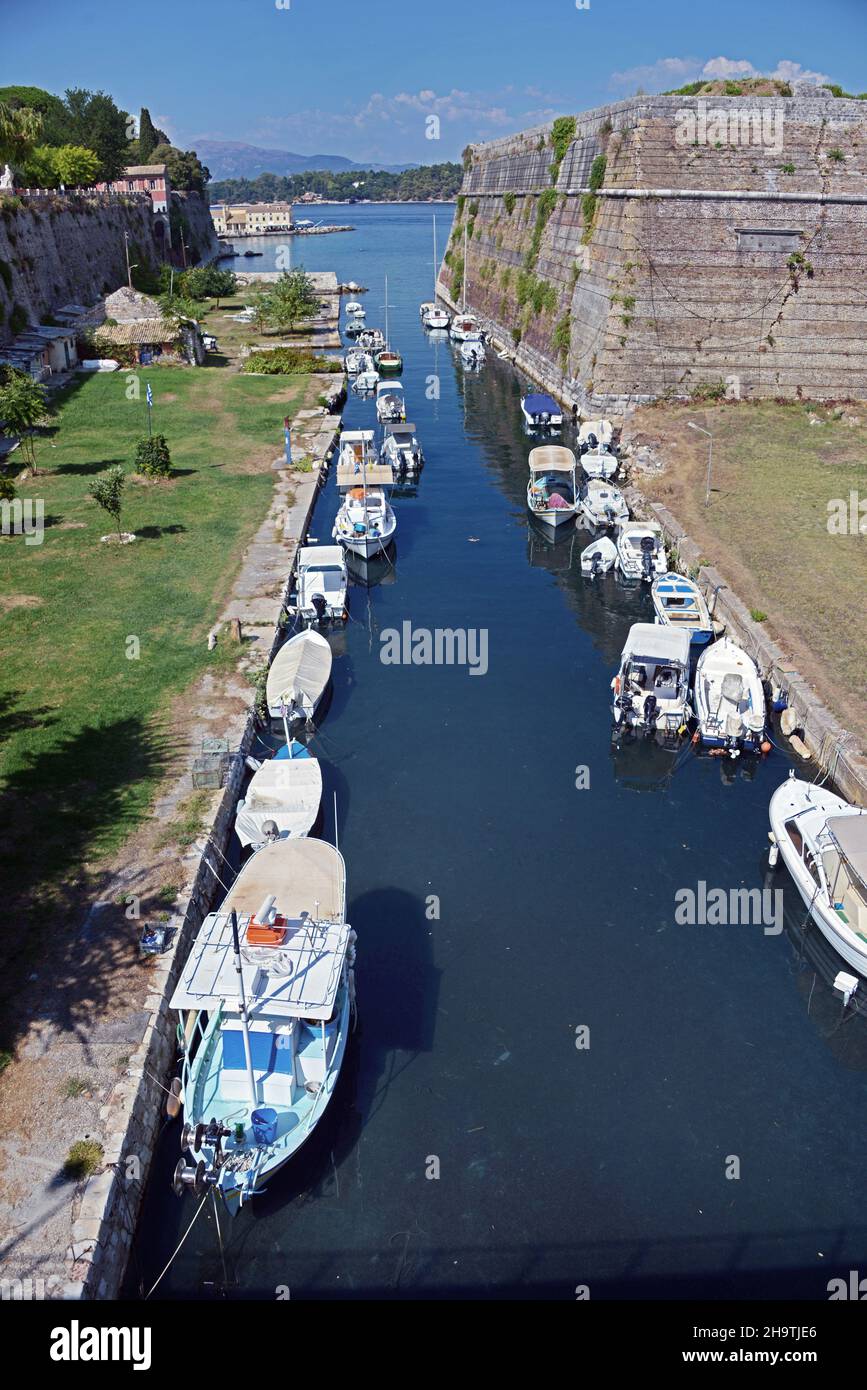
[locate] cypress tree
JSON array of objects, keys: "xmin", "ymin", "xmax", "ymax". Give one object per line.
[{"xmin": 138, "ymin": 107, "xmax": 158, "ymax": 162}]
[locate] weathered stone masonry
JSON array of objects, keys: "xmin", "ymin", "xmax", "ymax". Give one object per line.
[{"xmin": 438, "ymin": 93, "xmax": 867, "ymax": 411}]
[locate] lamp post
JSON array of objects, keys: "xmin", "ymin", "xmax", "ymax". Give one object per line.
[{"xmin": 688, "ymin": 421, "xmax": 714, "ymax": 506}]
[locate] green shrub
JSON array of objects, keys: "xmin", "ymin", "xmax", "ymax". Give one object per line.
[
  {"xmin": 553, "ymin": 313, "xmax": 571, "ymax": 363},
  {"xmin": 503, "ymin": 192, "xmax": 516, "ymax": 215},
  {"xmin": 134, "ymin": 433, "xmax": 172, "ymax": 478},
  {"xmin": 64, "ymin": 1140, "xmax": 104, "ymax": 1181},
  {"xmin": 242, "ymin": 348, "xmax": 342, "ymax": 375},
  {"xmin": 588, "ymin": 155, "xmax": 607, "ymax": 192},
  {"xmin": 828, "ymin": 147, "xmax": 844, "ymax": 162},
  {"xmin": 549, "ymin": 115, "xmax": 577, "ymax": 180},
  {"xmin": 689, "ymin": 381, "xmax": 726, "ymax": 402},
  {"xmin": 456, "ymin": 194, "xmax": 466, "ymax": 216},
  {"xmin": 468, "ymin": 200, "xmax": 479, "ymax": 217}
]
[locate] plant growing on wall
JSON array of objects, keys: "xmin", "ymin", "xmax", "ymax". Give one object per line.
[
  {"xmin": 553, "ymin": 314, "xmax": 571, "ymax": 365},
  {"xmin": 549, "ymin": 115, "xmax": 576, "ymax": 181},
  {"xmin": 503, "ymin": 192, "xmax": 516, "ymax": 215}
]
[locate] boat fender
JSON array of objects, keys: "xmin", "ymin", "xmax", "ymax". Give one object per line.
[
  {"xmin": 613, "ymin": 676, "xmax": 621, "ymax": 695},
  {"xmin": 760, "ymin": 740, "xmax": 772, "ymax": 755},
  {"xmin": 691, "ymin": 731, "xmax": 700, "ymax": 745}
]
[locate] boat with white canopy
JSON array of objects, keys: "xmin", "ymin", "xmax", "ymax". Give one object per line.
[
  {"xmin": 769, "ymin": 772, "xmax": 867, "ymax": 976},
  {"xmin": 652, "ymin": 572, "xmax": 713, "ymax": 647},
  {"xmin": 170, "ymin": 837, "xmax": 356, "ymax": 1208},
  {"xmin": 291, "ymin": 545, "xmax": 348, "ymax": 624},
  {"xmin": 265, "ymin": 628, "xmax": 332, "ymax": 725},
  {"xmin": 380, "ymin": 422, "xmax": 424, "ymax": 481},
  {"xmin": 526, "ymin": 446, "xmax": 579, "ymax": 530},
  {"xmin": 375, "ymin": 379, "xmax": 406, "ymax": 423},
  {"xmin": 693, "ymin": 637, "xmax": 767, "ymax": 753},
  {"xmin": 450, "ymin": 313, "xmax": 480, "ymax": 342},
  {"xmin": 333, "ymin": 482, "xmax": 396, "ymax": 558},
  {"xmin": 612, "ymin": 623, "xmax": 691, "ymax": 734},
  {"xmin": 235, "ymin": 747, "xmax": 323, "ymax": 850}
]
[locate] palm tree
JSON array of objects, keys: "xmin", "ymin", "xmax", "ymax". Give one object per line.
[{"xmin": 0, "ymin": 103, "xmax": 44, "ymax": 186}]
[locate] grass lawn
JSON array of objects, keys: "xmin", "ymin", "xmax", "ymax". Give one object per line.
[
  {"xmin": 0, "ymin": 365, "xmax": 311, "ymax": 938},
  {"xmin": 629, "ymin": 398, "xmax": 867, "ymax": 748}
]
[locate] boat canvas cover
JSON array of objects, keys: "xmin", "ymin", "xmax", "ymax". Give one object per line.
[
  {"xmin": 524, "ymin": 393, "xmax": 560, "ymax": 414},
  {"xmin": 341, "ymin": 429, "xmax": 375, "ymax": 445},
  {"xmin": 298, "ymin": 545, "xmax": 345, "ymax": 570},
  {"xmin": 235, "ymin": 757, "xmax": 323, "ymax": 845},
  {"xmin": 529, "ymin": 446, "xmax": 576, "ymax": 473},
  {"xmin": 622, "ymin": 623, "xmax": 691, "ymax": 668},
  {"xmin": 827, "ymin": 815, "xmax": 867, "ymax": 892},
  {"xmin": 170, "ymin": 839, "xmax": 348, "ymax": 1019},
  {"xmin": 386, "ymin": 423, "xmax": 418, "ymax": 442},
  {"xmin": 266, "ymin": 632, "xmax": 332, "ymax": 712}
]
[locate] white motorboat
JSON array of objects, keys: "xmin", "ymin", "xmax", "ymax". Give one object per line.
[
  {"xmin": 450, "ymin": 314, "xmax": 480, "ymax": 342},
  {"xmin": 580, "ymin": 536, "xmax": 618, "ymax": 578},
  {"xmin": 381, "ymin": 422, "xmax": 424, "ymax": 480},
  {"xmin": 235, "ymin": 745, "xmax": 323, "ymax": 850},
  {"xmin": 343, "ymin": 347, "xmax": 367, "ymax": 374},
  {"xmin": 693, "ymin": 637, "xmax": 768, "ymax": 753},
  {"xmin": 459, "ymin": 336, "xmax": 486, "ymax": 367},
  {"xmin": 526, "ymin": 446, "xmax": 579, "ymax": 530},
  {"xmin": 345, "ymin": 301, "xmax": 365, "ymax": 317},
  {"xmin": 419, "ymin": 301, "xmax": 436, "ymax": 321},
  {"xmin": 577, "ymin": 478, "xmax": 629, "ymax": 529},
  {"xmin": 170, "ymin": 837, "xmax": 356, "ymax": 1209},
  {"xmin": 651, "ymin": 572, "xmax": 713, "ymax": 648},
  {"xmin": 581, "ymin": 444, "xmax": 619, "ymax": 480},
  {"xmin": 336, "ymin": 429, "xmax": 393, "ymax": 490},
  {"xmin": 520, "ymin": 391, "xmax": 563, "ymax": 430},
  {"xmin": 770, "ymin": 772, "xmax": 867, "ymax": 976},
  {"xmin": 615, "ymin": 520, "xmax": 667, "ymax": 582},
  {"xmin": 352, "ymin": 354, "xmax": 379, "ymax": 392},
  {"xmin": 265, "ymin": 628, "xmax": 332, "ymax": 724},
  {"xmin": 612, "ymin": 623, "xmax": 691, "ymax": 734},
  {"xmin": 359, "ymin": 328, "xmax": 386, "ymax": 352},
  {"xmin": 343, "ymin": 317, "xmax": 365, "ymax": 338},
  {"xmin": 375, "ymin": 379, "xmax": 406, "ymax": 423},
  {"xmin": 578, "ymin": 418, "xmax": 614, "ymax": 450},
  {"xmin": 291, "ymin": 545, "xmax": 349, "ymax": 624},
  {"xmin": 333, "ymin": 482, "xmax": 396, "ymax": 558},
  {"xmin": 425, "ymin": 307, "xmax": 450, "ymax": 330}
]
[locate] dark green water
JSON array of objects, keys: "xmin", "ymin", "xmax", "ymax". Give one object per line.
[{"xmin": 131, "ymin": 205, "xmax": 867, "ymax": 1301}]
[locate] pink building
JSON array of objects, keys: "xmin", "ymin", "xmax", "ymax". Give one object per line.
[{"xmin": 99, "ymin": 164, "xmax": 172, "ymax": 248}]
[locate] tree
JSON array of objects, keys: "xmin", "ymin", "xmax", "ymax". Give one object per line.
[
  {"xmin": 0, "ymin": 369, "xmax": 50, "ymax": 474},
  {"xmin": 0, "ymin": 101, "xmax": 43, "ymax": 179},
  {"xmin": 263, "ymin": 269, "xmax": 319, "ymax": 333},
  {"xmin": 138, "ymin": 108, "xmax": 158, "ymax": 162},
  {"xmin": 24, "ymin": 143, "xmax": 100, "ymax": 187},
  {"xmin": 89, "ymin": 465, "xmax": 126, "ymax": 540},
  {"xmin": 151, "ymin": 143, "xmax": 210, "ymax": 193},
  {"xmin": 62, "ymin": 89, "xmax": 131, "ymax": 182},
  {"xmin": 157, "ymin": 291, "xmax": 201, "ymax": 323},
  {"xmin": 134, "ymin": 434, "xmax": 172, "ymax": 478},
  {"xmin": 177, "ymin": 265, "xmax": 236, "ymax": 301}
]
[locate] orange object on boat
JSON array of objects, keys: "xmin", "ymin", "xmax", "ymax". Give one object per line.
[{"xmin": 247, "ymin": 914, "xmax": 288, "ymax": 946}]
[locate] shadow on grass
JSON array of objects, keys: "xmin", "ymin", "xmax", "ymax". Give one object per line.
[
  {"xmin": 0, "ymin": 714, "xmax": 174, "ymax": 1052},
  {"xmin": 56, "ymin": 457, "xmax": 126, "ymax": 476},
  {"xmin": 135, "ymin": 524, "xmax": 187, "ymax": 539}
]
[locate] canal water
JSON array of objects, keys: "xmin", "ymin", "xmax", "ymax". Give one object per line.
[{"xmin": 131, "ymin": 205, "xmax": 867, "ymax": 1300}]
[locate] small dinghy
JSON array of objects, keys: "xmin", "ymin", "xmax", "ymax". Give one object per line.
[
  {"xmin": 170, "ymin": 837, "xmax": 356, "ymax": 1209},
  {"xmin": 580, "ymin": 442, "xmax": 619, "ymax": 480},
  {"xmin": 526, "ymin": 446, "xmax": 579, "ymax": 530},
  {"xmin": 235, "ymin": 746, "xmax": 323, "ymax": 850},
  {"xmin": 333, "ymin": 484, "xmax": 397, "ymax": 559},
  {"xmin": 578, "ymin": 418, "xmax": 614, "ymax": 450},
  {"xmin": 769, "ymin": 771, "xmax": 867, "ymax": 977},
  {"xmin": 291, "ymin": 545, "xmax": 349, "ymax": 624},
  {"xmin": 266, "ymin": 629, "xmax": 332, "ymax": 725},
  {"xmin": 615, "ymin": 521, "xmax": 667, "ymax": 582},
  {"xmin": 652, "ymin": 572, "xmax": 713, "ymax": 647},
  {"xmin": 580, "ymin": 536, "xmax": 617, "ymax": 578},
  {"xmin": 693, "ymin": 638, "xmax": 767, "ymax": 753},
  {"xmin": 375, "ymin": 380, "xmax": 406, "ymax": 423},
  {"xmin": 578, "ymin": 478, "xmax": 629, "ymax": 529},
  {"xmin": 520, "ymin": 391, "xmax": 563, "ymax": 430},
  {"xmin": 612, "ymin": 623, "xmax": 691, "ymax": 735}
]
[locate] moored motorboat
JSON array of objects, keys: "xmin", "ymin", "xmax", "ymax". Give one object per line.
[
  {"xmin": 170, "ymin": 837, "xmax": 356, "ymax": 1208},
  {"xmin": 419, "ymin": 301, "xmax": 436, "ymax": 321},
  {"xmin": 352, "ymin": 354, "xmax": 379, "ymax": 392},
  {"xmin": 580, "ymin": 536, "xmax": 618, "ymax": 578},
  {"xmin": 578, "ymin": 418, "xmax": 614, "ymax": 451},
  {"xmin": 450, "ymin": 313, "xmax": 480, "ymax": 341},
  {"xmin": 343, "ymin": 347, "xmax": 367, "ymax": 374},
  {"xmin": 425, "ymin": 307, "xmax": 450, "ymax": 330},
  {"xmin": 380, "ymin": 422, "xmax": 424, "ymax": 480},
  {"xmin": 359, "ymin": 328, "xmax": 386, "ymax": 352},
  {"xmin": 375, "ymin": 347, "xmax": 403, "ymax": 374},
  {"xmin": 235, "ymin": 747, "xmax": 323, "ymax": 850},
  {"xmin": 344, "ymin": 317, "xmax": 365, "ymax": 338},
  {"xmin": 526, "ymin": 446, "xmax": 579, "ymax": 530},
  {"xmin": 520, "ymin": 391, "xmax": 563, "ymax": 430},
  {"xmin": 652, "ymin": 572, "xmax": 713, "ymax": 647},
  {"xmin": 580, "ymin": 442, "xmax": 619, "ymax": 480},
  {"xmin": 615, "ymin": 520, "xmax": 667, "ymax": 582},
  {"xmin": 345, "ymin": 301, "xmax": 364, "ymax": 317},
  {"xmin": 611, "ymin": 623, "xmax": 691, "ymax": 734},
  {"xmin": 459, "ymin": 336, "xmax": 486, "ymax": 367},
  {"xmin": 375, "ymin": 379, "xmax": 406, "ymax": 423},
  {"xmin": 332, "ymin": 483, "xmax": 397, "ymax": 559},
  {"xmin": 291, "ymin": 545, "xmax": 349, "ymax": 624},
  {"xmin": 769, "ymin": 772, "xmax": 867, "ymax": 977},
  {"xmin": 577, "ymin": 478, "xmax": 629, "ymax": 529},
  {"xmin": 265, "ymin": 628, "xmax": 332, "ymax": 725},
  {"xmin": 693, "ymin": 637, "xmax": 768, "ymax": 753}
]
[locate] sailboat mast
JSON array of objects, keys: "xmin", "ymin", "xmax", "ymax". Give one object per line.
[
  {"xmin": 384, "ymin": 273, "xmax": 389, "ymax": 350},
  {"xmin": 462, "ymin": 221, "xmax": 467, "ymax": 313},
  {"xmin": 433, "ymin": 214, "xmax": 437, "ymax": 300}
]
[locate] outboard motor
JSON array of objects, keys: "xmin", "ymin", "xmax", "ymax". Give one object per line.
[
  {"xmin": 603, "ymin": 504, "xmax": 616, "ymax": 526},
  {"xmin": 587, "ymin": 432, "xmax": 598, "ymax": 451},
  {"xmin": 640, "ymin": 535, "xmax": 656, "ymax": 581},
  {"xmin": 541, "ymin": 412, "xmax": 551, "ymax": 426},
  {"xmin": 643, "ymin": 693, "xmax": 659, "ymax": 728},
  {"xmin": 311, "ymin": 592, "xmax": 327, "ymax": 624},
  {"xmin": 590, "ymin": 550, "xmax": 602, "ymax": 579}
]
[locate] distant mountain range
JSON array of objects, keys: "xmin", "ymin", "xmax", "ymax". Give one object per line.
[{"xmin": 194, "ymin": 140, "xmax": 417, "ymax": 181}]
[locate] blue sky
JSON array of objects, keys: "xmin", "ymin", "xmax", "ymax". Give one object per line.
[{"xmin": 2, "ymin": 0, "xmax": 864, "ymax": 164}]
